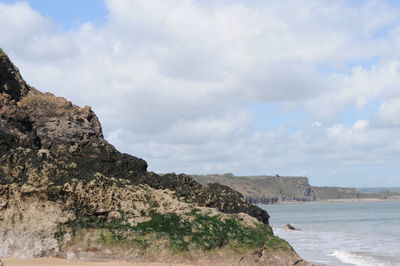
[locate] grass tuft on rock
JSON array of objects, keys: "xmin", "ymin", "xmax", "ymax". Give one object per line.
[{"xmin": 264, "ymin": 235, "xmax": 292, "ymax": 251}]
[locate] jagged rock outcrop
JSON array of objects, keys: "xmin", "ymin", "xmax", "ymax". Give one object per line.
[
  {"xmin": 134, "ymin": 173, "xmax": 269, "ymax": 223},
  {"xmin": 0, "ymin": 51, "xmax": 268, "ymax": 224},
  {"xmin": 0, "ymin": 51, "xmax": 30, "ymax": 100},
  {"xmin": 0, "ymin": 51, "xmax": 307, "ymax": 265}
]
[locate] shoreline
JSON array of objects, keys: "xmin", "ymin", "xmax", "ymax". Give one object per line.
[
  {"xmin": 1, "ymin": 257, "xmax": 194, "ymax": 266},
  {"xmin": 261, "ymin": 198, "xmax": 400, "ymax": 205}
]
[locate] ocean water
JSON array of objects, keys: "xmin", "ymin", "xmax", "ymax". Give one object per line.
[{"xmin": 261, "ymin": 201, "xmax": 400, "ymax": 266}]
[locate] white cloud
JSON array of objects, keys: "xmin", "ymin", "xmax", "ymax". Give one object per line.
[
  {"xmin": 353, "ymin": 120, "xmax": 369, "ymax": 130},
  {"xmin": 372, "ymin": 98, "xmax": 400, "ymax": 127},
  {"xmin": 0, "ymin": 2, "xmax": 52, "ymax": 51},
  {"xmin": 2, "ymin": 0, "xmax": 400, "ymax": 186},
  {"xmin": 305, "ymin": 60, "xmax": 400, "ymax": 121}
]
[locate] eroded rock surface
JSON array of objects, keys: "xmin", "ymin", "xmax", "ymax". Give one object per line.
[
  {"xmin": 0, "ymin": 51, "xmax": 306, "ymax": 265},
  {"xmin": 0, "ymin": 52, "xmax": 267, "ymax": 223}
]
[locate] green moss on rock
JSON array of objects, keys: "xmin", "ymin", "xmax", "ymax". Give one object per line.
[
  {"xmin": 66, "ymin": 209, "xmax": 283, "ymax": 254},
  {"xmin": 264, "ymin": 235, "xmax": 292, "ymax": 251}
]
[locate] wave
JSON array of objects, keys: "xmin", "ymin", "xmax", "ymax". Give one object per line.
[{"xmin": 331, "ymin": 250, "xmax": 400, "ymax": 266}]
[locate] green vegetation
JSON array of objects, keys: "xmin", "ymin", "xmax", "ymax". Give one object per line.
[
  {"xmin": 54, "ymin": 230, "xmax": 66, "ymax": 241},
  {"xmin": 264, "ymin": 235, "xmax": 292, "ymax": 251},
  {"xmin": 357, "ymin": 187, "xmax": 400, "ymax": 194},
  {"xmin": 358, "ymin": 191, "xmax": 400, "ymax": 199},
  {"xmin": 67, "ymin": 209, "xmax": 289, "ymax": 253},
  {"xmin": 312, "ymin": 186, "xmax": 358, "ymax": 200},
  {"xmin": 133, "ymin": 210, "xmax": 271, "ymax": 251},
  {"xmin": 0, "ymin": 48, "xmax": 4, "ymax": 55}
]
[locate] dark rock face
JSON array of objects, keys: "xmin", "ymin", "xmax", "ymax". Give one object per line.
[
  {"xmin": 134, "ymin": 174, "xmax": 269, "ymax": 223},
  {"xmin": 0, "ymin": 54, "xmax": 30, "ymax": 101},
  {"xmin": 0, "ymin": 52, "xmax": 269, "ymax": 224},
  {"xmin": 197, "ymin": 183, "xmax": 270, "ymax": 223}
]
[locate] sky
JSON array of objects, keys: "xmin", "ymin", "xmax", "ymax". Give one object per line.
[{"xmin": 1, "ymin": 0, "xmax": 400, "ymax": 187}]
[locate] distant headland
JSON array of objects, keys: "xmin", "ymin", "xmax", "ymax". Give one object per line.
[{"xmin": 192, "ymin": 174, "xmax": 400, "ymax": 204}]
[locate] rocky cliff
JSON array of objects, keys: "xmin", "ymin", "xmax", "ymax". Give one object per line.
[
  {"xmin": 311, "ymin": 186, "xmax": 358, "ymax": 200},
  {"xmin": 0, "ymin": 51, "xmax": 307, "ymax": 265},
  {"xmin": 193, "ymin": 174, "xmax": 392, "ymax": 204},
  {"xmin": 193, "ymin": 174, "xmax": 316, "ymax": 204}
]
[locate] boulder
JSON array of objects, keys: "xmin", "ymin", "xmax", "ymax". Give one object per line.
[{"xmin": 284, "ymin": 224, "xmax": 301, "ymax": 231}]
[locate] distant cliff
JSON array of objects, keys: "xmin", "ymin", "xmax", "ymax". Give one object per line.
[
  {"xmin": 191, "ymin": 174, "xmax": 392, "ymax": 203},
  {"xmin": 192, "ymin": 174, "xmax": 316, "ymax": 204},
  {"xmin": 311, "ymin": 186, "xmax": 358, "ymax": 200}
]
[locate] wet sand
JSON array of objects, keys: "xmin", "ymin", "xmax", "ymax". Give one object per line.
[{"xmin": 1, "ymin": 258, "xmax": 193, "ymax": 266}]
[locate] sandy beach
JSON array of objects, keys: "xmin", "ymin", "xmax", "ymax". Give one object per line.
[{"xmin": 1, "ymin": 258, "xmax": 193, "ymax": 266}]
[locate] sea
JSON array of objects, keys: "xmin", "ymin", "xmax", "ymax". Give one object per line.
[{"xmin": 261, "ymin": 201, "xmax": 400, "ymax": 266}]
